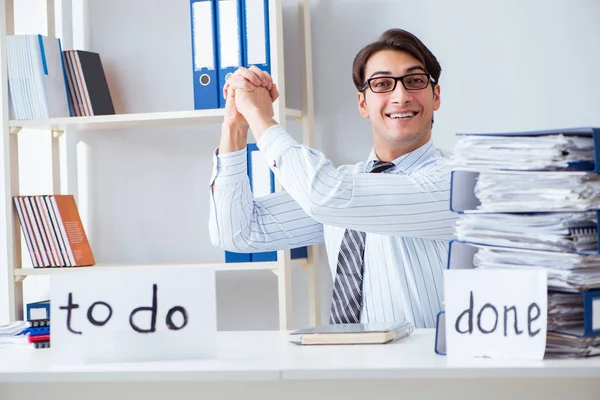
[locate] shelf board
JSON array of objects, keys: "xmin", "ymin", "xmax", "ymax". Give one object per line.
[
  {"xmin": 8, "ymin": 108, "xmax": 304, "ymax": 132},
  {"xmin": 12, "ymin": 258, "xmax": 308, "ymax": 278}
]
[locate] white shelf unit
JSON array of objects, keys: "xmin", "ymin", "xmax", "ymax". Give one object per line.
[{"xmin": 0, "ymin": 0, "xmax": 321, "ymax": 330}]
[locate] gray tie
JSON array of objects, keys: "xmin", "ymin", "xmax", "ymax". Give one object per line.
[{"xmin": 330, "ymin": 160, "xmax": 395, "ymax": 324}]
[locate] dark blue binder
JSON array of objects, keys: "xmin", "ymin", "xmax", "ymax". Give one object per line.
[
  {"xmin": 26, "ymin": 299, "xmax": 50, "ymax": 321},
  {"xmin": 240, "ymin": 0, "xmax": 271, "ymax": 75},
  {"xmin": 215, "ymin": 0, "xmax": 244, "ymax": 108},
  {"xmin": 189, "ymin": 0, "xmax": 220, "ymax": 110}
]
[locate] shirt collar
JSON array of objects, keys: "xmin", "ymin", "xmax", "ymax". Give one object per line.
[{"xmin": 364, "ymin": 138, "xmax": 436, "ymax": 174}]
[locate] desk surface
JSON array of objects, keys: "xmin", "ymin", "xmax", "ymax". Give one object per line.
[{"xmin": 1, "ymin": 329, "xmax": 600, "ymax": 383}]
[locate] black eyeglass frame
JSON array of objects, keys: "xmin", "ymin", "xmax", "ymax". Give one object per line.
[{"xmin": 361, "ymin": 73, "xmax": 437, "ymax": 93}]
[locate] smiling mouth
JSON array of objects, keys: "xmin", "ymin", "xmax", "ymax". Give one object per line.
[{"xmin": 386, "ymin": 111, "xmax": 418, "ymax": 120}]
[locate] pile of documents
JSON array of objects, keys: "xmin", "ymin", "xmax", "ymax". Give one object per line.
[
  {"xmin": 456, "ymin": 212, "xmax": 598, "ymax": 253},
  {"xmin": 472, "ymin": 245, "xmax": 600, "ymax": 291},
  {"xmin": 474, "ymin": 171, "xmax": 600, "ymax": 212},
  {"xmin": 450, "ymin": 127, "xmax": 600, "ymax": 358},
  {"xmin": 452, "ymin": 134, "xmax": 594, "ymax": 171},
  {"xmin": 0, "ymin": 321, "xmax": 31, "ymax": 348},
  {"xmin": 546, "ymin": 292, "xmax": 600, "ymax": 358}
]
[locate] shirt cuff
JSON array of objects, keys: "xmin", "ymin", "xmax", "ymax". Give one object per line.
[
  {"xmin": 256, "ymin": 125, "xmax": 299, "ymax": 169},
  {"xmin": 209, "ymin": 147, "xmax": 248, "ymax": 186}
]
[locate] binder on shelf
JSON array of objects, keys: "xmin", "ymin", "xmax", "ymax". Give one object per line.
[
  {"xmin": 241, "ymin": 0, "xmax": 271, "ymax": 74},
  {"xmin": 225, "ymin": 251, "xmax": 251, "ymax": 263},
  {"xmin": 215, "ymin": 0, "xmax": 244, "ymax": 108},
  {"xmin": 189, "ymin": 0, "xmax": 220, "ymax": 110},
  {"xmin": 6, "ymin": 34, "xmax": 71, "ymax": 120}
]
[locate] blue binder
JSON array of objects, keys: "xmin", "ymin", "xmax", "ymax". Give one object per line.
[
  {"xmin": 189, "ymin": 0, "xmax": 220, "ymax": 110},
  {"xmin": 215, "ymin": 0, "xmax": 244, "ymax": 108},
  {"xmin": 240, "ymin": 0, "xmax": 271, "ymax": 74},
  {"xmin": 26, "ymin": 299, "xmax": 50, "ymax": 321}
]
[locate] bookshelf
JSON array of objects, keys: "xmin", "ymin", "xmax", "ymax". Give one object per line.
[{"xmin": 0, "ymin": 0, "xmax": 321, "ymax": 330}]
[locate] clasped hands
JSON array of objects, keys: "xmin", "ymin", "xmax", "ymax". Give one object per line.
[{"xmin": 222, "ymin": 66, "xmax": 279, "ymax": 130}]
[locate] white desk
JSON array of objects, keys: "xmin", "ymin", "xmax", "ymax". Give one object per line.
[{"xmin": 1, "ymin": 329, "xmax": 599, "ymax": 400}]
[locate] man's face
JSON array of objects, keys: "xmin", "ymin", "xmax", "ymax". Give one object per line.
[{"xmin": 357, "ymin": 49, "xmax": 440, "ymax": 160}]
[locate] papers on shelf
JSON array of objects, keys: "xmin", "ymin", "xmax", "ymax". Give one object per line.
[
  {"xmin": 473, "ymin": 171, "xmax": 600, "ymax": 212},
  {"xmin": 456, "ymin": 212, "xmax": 598, "ymax": 253},
  {"xmin": 452, "ymin": 134, "xmax": 594, "ymax": 171}
]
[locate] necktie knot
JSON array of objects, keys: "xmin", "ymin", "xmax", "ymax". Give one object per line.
[{"xmin": 369, "ymin": 160, "xmax": 395, "ymax": 174}]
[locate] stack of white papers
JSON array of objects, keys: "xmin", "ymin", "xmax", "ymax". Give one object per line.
[
  {"xmin": 473, "ymin": 246, "xmax": 600, "ymax": 291},
  {"xmin": 456, "ymin": 212, "xmax": 597, "ymax": 252},
  {"xmin": 548, "ymin": 292, "xmax": 585, "ymax": 332},
  {"xmin": 450, "ymin": 128, "xmax": 600, "ymax": 358},
  {"xmin": 545, "ymin": 333, "xmax": 600, "ymax": 358},
  {"xmin": 474, "ymin": 171, "xmax": 600, "ymax": 212},
  {"xmin": 0, "ymin": 321, "xmax": 30, "ymax": 348},
  {"xmin": 452, "ymin": 134, "xmax": 594, "ymax": 170},
  {"xmin": 545, "ymin": 291, "xmax": 600, "ymax": 358}
]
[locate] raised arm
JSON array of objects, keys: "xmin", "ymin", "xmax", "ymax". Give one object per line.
[
  {"xmin": 208, "ymin": 147, "xmax": 324, "ymax": 252},
  {"xmin": 209, "ymin": 74, "xmax": 323, "ymax": 253}
]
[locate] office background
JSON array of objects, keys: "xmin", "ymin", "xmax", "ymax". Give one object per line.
[{"xmin": 1, "ymin": 0, "xmax": 599, "ymax": 330}]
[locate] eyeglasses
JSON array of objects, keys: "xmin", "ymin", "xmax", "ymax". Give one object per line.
[{"xmin": 361, "ymin": 73, "xmax": 436, "ymax": 93}]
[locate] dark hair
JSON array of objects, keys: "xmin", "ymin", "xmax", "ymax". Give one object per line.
[{"xmin": 352, "ymin": 29, "xmax": 441, "ymax": 92}]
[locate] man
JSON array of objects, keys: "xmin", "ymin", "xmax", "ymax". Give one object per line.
[{"xmin": 208, "ymin": 29, "xmax": 456, "ymax": 328}]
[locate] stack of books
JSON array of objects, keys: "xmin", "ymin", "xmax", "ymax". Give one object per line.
[
  {"xmin": 447, "ymin": 127, "xmax": 600, "ymax": 358},
  {"xmin": 13, "ymin": 194, "xmax": 95, "ymax": 268},
  {"xmin": 6, "ymin": 34, "xmax": 114, "ymax": 120}
]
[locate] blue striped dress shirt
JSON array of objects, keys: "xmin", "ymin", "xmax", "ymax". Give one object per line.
[{"xmin": 209, "ymin": 125, "xmax": 457, "ymax": 328}]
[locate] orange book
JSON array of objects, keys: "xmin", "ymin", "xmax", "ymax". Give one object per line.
[{"xmin": 49, "ymin": 195, "xmax": 95, "ymax": 267}]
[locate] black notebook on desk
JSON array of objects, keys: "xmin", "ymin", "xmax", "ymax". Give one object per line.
[{"xmin": 289, "ymin": 321, "xmax": 414, "ymax": 345}]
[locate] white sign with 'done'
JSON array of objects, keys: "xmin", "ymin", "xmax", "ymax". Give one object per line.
[
  {"xmin": 444, "ymin": 269, "xmax": 547, "ymax": 360},
  {"xmin": 50, "ymin": 265, "xmax": 217, "ymax": 364}
]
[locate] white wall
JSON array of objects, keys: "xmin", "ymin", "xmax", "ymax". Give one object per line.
[{"xmin": 3, "ymin": 0, "xmax": 600, "ymax": 328}]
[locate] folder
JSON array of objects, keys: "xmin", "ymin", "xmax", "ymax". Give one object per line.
[
  {"xmin": 454, "ymin": 210, "xmax": 600, "ymax": 254},
  {"xmin": 547, "ymin": 289, "xmax": 600, "ymax": 338},
  {"xmin": 241, "ymin": 0, "xmax": 271, "ymax": 74},
  {"xmin": 215, "ymin": 0, "xmax": 244, "ymax": 108},
  {"xmin": 189, "ymin": 0, "xmax": 220, "ymax": 110},
  {"xmin": 450, "ymin": 168, "xmax": 600, "ymax": 214}
]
